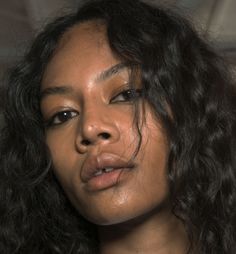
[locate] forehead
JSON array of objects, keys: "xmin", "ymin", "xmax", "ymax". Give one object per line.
[
  {"xmin": 42, "ymin": 21, "xmax": 120, "ymax": 89},
  {"xmin": 56, "ymin": 20, "xmax": 107, "ymax": 53}
]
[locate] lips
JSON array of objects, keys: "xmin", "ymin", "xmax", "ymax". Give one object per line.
[{"xmin": 81, "ymin": 153, "xmax": 135, "ymax": 183}]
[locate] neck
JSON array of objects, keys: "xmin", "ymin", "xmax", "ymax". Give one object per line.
[{"xmin": 98, "ymin": 209, "xmax": 189, "ymax": 254}]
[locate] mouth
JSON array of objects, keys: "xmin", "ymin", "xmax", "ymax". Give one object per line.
[
  {"xmin": 81, "ymin": 153, "xmax": 135, "ymax": 191},
  {"xmin": 93, "ymin": 166, "xmax": 129, "ymax": 176}
]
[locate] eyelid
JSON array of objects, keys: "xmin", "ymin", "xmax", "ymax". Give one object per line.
[
  {"xmin": 110, "ymin": 83, "xmax": 132, "ymax": 95},
  {"xmin": 110, "ymin": 85, "xmax": 143, "ymax": 103},
  {"xmin": 44, "ymin": 108, "xmax": 79, "ymax": 128}
]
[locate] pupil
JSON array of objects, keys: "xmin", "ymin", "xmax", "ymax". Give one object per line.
[
  {"xmin": 125, "ymin": 90, "xmax": 133, "ymax": 99},
  {"xmin": 59, "ymin": 112, "xmax": 70, "ymax": 121}
]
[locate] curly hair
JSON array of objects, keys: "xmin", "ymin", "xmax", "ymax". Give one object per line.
[{"xmin": 0, "ymin": 0, "xmax": 236, "ymax": 253}]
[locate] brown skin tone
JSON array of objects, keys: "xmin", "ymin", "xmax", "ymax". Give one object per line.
[{"xmin": 40, "ymin": 22, "xmax": 189, "ymax": 254}]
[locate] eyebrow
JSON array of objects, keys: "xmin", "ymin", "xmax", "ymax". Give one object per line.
[
  {"xmin": 40, "ymin": 86, "xmax": 73, "ymax": 100},
  {"xmin": 40, "ymin": 62, "xmax": 130, "ymax": 100},
  {"xmin": 95, "ymin": 62, "xmax": 130, "ymax": 83}
]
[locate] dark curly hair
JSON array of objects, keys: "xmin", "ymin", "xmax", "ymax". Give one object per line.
[{"xmin": 0, "ymin": 0, "xmax": 236, "ymax": 253}]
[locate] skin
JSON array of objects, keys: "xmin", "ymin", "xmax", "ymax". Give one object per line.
[{"xmin": 40, "ymin": 21, "xmax": 188, "ymax": 254}]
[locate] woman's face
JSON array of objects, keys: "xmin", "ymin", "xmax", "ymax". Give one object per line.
[{"xmin": 41, "ymin": 22, "xmax": 170, "ymax": 225}]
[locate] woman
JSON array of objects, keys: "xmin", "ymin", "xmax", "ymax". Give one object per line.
[{"xmin": 0, "ymin": 0, "xmax": 235, "ymax": 253}]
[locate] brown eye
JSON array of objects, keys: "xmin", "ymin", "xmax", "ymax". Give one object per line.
[
  {"xmin": 46, "ymin": 110, "xmax": 79, "ymax": 127},
  {"xmin": 110, "ymin": 89, "xmax": 142, "ymax": 103}
]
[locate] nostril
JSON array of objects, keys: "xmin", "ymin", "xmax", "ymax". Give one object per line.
[
  {"xmin": 99, "ymin": 132, "xmax": 111, "ymax": 140},
  {"xmin": 81, "ymin": 139, "xmax": 91, "ymax": 146},
  {"xmin": 80, "ymin": 132, "xmax": 111, "ymax": 146}
]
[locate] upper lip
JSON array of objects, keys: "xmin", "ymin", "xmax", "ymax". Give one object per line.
[{"xmin": 81, "ymin": 153, "xmax": 135, "ymax": 182}]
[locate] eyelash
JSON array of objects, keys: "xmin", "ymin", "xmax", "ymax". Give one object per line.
[
  {"xmin": 44, "ymin": 88, "xmax": 143, "ymax": 128},
  {"xmin": 45, "ymin": 110, "xmax": 79, "ymax": 128},
  {"xmin": 110, "ymin": 88, "xmax": 143, "ymax": 103}
]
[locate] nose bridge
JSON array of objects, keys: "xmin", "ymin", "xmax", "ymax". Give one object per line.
[
  {"xmin": 83, "ymin": 104, "xmax": 103, "ymax": 134},
  {"xmin": 78, "ymin": 102, "xmax": 119, "ymax": 145}
]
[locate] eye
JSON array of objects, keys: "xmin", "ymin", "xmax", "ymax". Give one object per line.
[
  {"xmin": 110, "ymin": 89, "xmax": 142, "ymax": 103},
  {"xmin": 45, "ymin": 110, "xmax": 79, "ymax": 127}
]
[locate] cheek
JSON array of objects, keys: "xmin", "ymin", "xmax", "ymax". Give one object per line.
[
  {"xmin": 139, "ymin": 114, "xmax": 170, "ymax": 192},
  {"xmin": 46, "ymin": 131, "xmax": 67, "ymax": 166},
  {"xmin": 140, "ymin": 108, "xmax": 169, "ymax": 164},
  {"xmin": 46, "ymin": 129, "xmax": 80, "ymax": 186}
]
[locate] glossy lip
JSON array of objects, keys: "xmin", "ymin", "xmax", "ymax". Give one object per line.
[{"xmin": 81, "ymin": 153, "xmax": 135, "ymax": 183}]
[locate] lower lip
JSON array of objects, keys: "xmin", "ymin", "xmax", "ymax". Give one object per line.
[{"xmin": 85, "ymin": 168, "xmax": 131, "ymax": 191}]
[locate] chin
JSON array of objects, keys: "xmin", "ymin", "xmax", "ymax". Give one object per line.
[{"xmin": 80, "ymin": 201, "xmax": 168, "ymax": 227}]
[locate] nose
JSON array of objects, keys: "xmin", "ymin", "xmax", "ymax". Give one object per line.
[{"xmin": 75, "ymin": 107, "xmax": 120, "ymax": 152}]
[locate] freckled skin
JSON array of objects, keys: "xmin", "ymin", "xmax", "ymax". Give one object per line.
[{"xmin": 41, "ymin": 22, "xmax": 170, "ymax": 225}]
